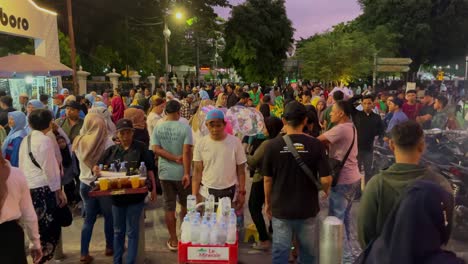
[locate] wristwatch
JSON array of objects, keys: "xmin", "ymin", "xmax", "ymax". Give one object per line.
[{"xmin": 238, "ymin": 190, "xmax": 247, "ymax": 195}]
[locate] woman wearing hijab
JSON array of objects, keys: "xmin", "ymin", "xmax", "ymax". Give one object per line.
[
  {"xmin": 26, "ymin": 100, "xmax": 45, "ymax": 115},
  {"xmin": 215, "ymin": 93, "xmax": 228, "ymax": 108},
  {"xmin": 360, "ymin": 180, "xmax": 464, "ymax": 264},
  {"xmin": 189, "ymin": 99, "xmax": 214, "ymax": 144},
  {"xmin": 72, "ymin": 114, "xmax": 114, "ymax": 263},
  {"xmin": 111, "ymin": 88, "xmax": 125, "ymax": 124},
  {"xmin": 0, "ymin": 150, "xmax": 43, "ymax": 264},
  {"xmin": 1, "ymin": 111, "xmax": 27, "ymax": 167},
  {"xmin": 102, "ymin": 92, "xmax": 110, "ymax": 106},
  {"xmin": 85, "ymin": 94, "xmax": 95, "ymax": 106},
  {"xmin": 199, "ymin": 89, "xmax": 210, "ymax": 100},
  {"xmin": 87, "ymin": 107, "xmax": 116, "ymax": 139},
  {"xmin": 60, "ymin": 88, "xmax": 70, "ymax": 97},
  {"xmin": 124, "ymin": 108, "xmax": 149, "ymax": 145}
]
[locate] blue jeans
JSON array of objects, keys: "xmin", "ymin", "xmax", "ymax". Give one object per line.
[
  {"xmin": 112, "ymin": 202, "xmax": 145, "ymax": 264},
  {"xmin": 329, "ymin": 180, "xmax": 361, "ymax": 259},
  {"xmin": 80, "ymin": 182, "xmax": 113, "ymax": 256},
  {"xmin": 272, "ymin": 217, "xmax": 318, "ymax": 264}
]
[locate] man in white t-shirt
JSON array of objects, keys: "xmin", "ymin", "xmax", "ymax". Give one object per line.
[{"xmin": 192, "ymin": 109, "xmax": 247, "ymax": 208}]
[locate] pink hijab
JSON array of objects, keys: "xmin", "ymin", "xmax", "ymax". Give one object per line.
[{"xmin": 111, "ymin": 95, "xmax": 125, "ymax": 123}]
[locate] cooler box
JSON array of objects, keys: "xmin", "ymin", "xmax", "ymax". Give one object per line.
[{"xmin": 178, "ymin": 239, "xmax": 238, "ymax": 264}]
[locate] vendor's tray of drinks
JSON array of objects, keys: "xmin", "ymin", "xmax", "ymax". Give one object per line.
[{"xmin": 89, "ymin": 171, "xmax": 148, "ymax": 197}]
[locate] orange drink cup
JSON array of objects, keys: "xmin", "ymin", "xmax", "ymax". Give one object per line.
[
  {"xmin": 99, "ymin": 178, "xmax": 109, "ymax": 191},
  {"xmin": 130, "ymin": 176, "xmax": 140, "ymax": 189}
]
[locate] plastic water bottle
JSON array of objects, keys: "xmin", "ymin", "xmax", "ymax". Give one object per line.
[
  {"xmin": 187, "ymin": 195, "xmax": 196, "ymax": 213},
  {"xmin": 109, "ymin": 163, "xmax": 117, "ymax": 172},
  {"xmin": 181, "ymin": 216, "xmax": 191, "ymax": 243},
  {"xmin": 199, "ymin": 220, "xmax": 210, "ymax": 245},
  {"xmin": 205, "ymin": 194, "xmax": 215, "ymax": 216},
  {"xmin": 119, "ymin": 161, "xmax": 127, "ymax": 173},
  {"xmin": 226, "ymin": 213, "xmax": 237, "ymax": 244},
  {"xmin": 217, "ymin": 223, "xmax": 227, "ymax": 245},
  {"xmin": 139, "ymin": 162, "xmax": 147, "ymax": 177},
  {"xmin": 209, "ymin": 223, "xmax": 218, "ymax": 245},
  {"xmin": 191, "ymin": 217, "xmax": 201, "ymax": 244}
]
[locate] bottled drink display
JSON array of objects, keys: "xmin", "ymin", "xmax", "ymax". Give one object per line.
[
  {"xmin": 187, "ymin": 195, "xmax": 196, "ymax": 213},
  {"xmin": 181, "ymin": 216, "xmax": 191, "ymax": 243},
  {"xmin": 139, "ymin": 162, "xmax": 147, "ymax": 177},
  {"xmin": 181, "ymin": 196, "xmax": 238, "ymax": 246},
  {"xmin": 205, "ymin": 194, "xmax": 215, "ymax": 215}
]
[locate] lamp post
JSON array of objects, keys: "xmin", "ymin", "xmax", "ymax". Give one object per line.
[
  {"xmin": 163, "ymin": 18, "xmax": 171, "ymax": 92},
  {"xmin": 162, "ymin": 11, "xmax": 183, "ymax": 91}
]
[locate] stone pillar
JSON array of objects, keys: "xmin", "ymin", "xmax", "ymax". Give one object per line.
[
  {"xmin": 148, "ymin": 73, "xmax": 156, "ymax": 93},
  {"xmin": 106, "ymin": 69, "xmax": 121, "ymax": 89},
  {"xmin": 76, "ymin": 66, "xmax": 90, "ymax": 94},
  {"xmin": 130, "ymin": 74, "xmax": 141, "ymax": 87},
  {"xmin": 171, "ymin": 76, "xmax": 178, "ymax": 88},
  {"xmin": 178, "ymin": 76, "xmax": 185, "ymax": 90}
]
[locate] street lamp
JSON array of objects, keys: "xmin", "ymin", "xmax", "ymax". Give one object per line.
[{"xmin": 163, "ymin": 11, "xmax": 183, "ymax": 91}]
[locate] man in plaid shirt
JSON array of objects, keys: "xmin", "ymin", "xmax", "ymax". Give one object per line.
[{"xmin": 180, "ymin": 94, "xmax": 195, "ymax": 120}]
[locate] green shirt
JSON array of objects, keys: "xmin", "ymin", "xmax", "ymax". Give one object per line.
[
  {"xmin": 249, "ymin": 90, "xmax": 262, "ymax": 106},
  {"xmin": 56, "ymin": 118, "xmax": 84, "ymax": 143},
  {"xmin": 247, "ymin": 139, "xmax": 269, "ymax": 182},
  {"xmin": 357, "ymin": 163, "xmax": 451, "ymax": 248},
  {"xmin": 152, "ymin": 121, "xmax": 193, "ymax": 181}
]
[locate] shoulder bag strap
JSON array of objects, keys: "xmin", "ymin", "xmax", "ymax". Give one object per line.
[
  {"xmin": 341, "ymin": 126, "xmax": 356, "ymax": 166},
  {"xmin": 283, "ymin": 135, "xmax": 322, "ymax": 190},
  {"xmin": 27, "ymin": 135, "xmax": 42, "ymax": 169}
]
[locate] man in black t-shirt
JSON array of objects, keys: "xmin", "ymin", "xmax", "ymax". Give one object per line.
[
  {"xmin": 264, "ymin": 101, "xmax": 331, "ymax": 264},
  {"xmin": 416, "ymin": 90, "xmax": 436, "ymax": 129}
]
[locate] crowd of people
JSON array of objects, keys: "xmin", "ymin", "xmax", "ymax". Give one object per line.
[{"xmin": 0, "ymin": 80, "xmax": 466, "ymax": 264}]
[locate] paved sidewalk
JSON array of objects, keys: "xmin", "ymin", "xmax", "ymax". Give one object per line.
[
  {"xmin": 43, "ymin": 198, "xmax": 272, "ymax": 264},
  {"xmin": 29, "ymin": 196, "xmax": 468, "ymax": 264}
]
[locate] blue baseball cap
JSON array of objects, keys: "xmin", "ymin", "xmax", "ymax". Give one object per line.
[{"xmin": 206, "ymin": 109, "xmax": 225, "ymax": 122}]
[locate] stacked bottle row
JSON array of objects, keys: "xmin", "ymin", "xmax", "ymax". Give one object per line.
[
  {"xmin": 181, "ymin": 195, "xmax": 237, "ymax": 245},
  {"xmin": 101, "ymin": 161, "xmax": 147, "ymax": 176}
]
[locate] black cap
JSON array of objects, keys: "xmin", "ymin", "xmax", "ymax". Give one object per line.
[
  {"xmin": 165, "ymin": 100, "xmax": 181, "ymax": 114},
  {"xmin": 116, "ymin": 118, "xmax": 134, "ymax": 132},
  {"xmin": 283, "ymin": 101, "xmax": 307, "ymax": 121},
  {"xmin": 240, "ymin": 92, "xmax": 250, "ymax": 99},
  {"xmin": 66, "ymin": 100, "xmax": 82, "ymax": 110}
]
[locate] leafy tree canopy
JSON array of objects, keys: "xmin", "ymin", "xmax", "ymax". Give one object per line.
[
  {"xmin": 223, "ymin": 0, "xmax": 294, "ymax": 84},
  {"xmin": 357, "ymin": 0, "xmax": 468, "ymax": 68}
]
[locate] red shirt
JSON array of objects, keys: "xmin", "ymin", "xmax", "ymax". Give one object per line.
[{"xmin": 402, "ymin": 102, "xmax": 421, "ymax": 121}]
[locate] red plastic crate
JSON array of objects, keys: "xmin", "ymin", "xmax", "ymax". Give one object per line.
[{"xmin": 178, "ymin": 237, "xmax": 238, "ymax": 264}]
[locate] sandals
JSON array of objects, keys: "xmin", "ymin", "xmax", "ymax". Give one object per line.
[{"xmin": 166, "ymin": 240, "xmax": 178, "ymax": 251}]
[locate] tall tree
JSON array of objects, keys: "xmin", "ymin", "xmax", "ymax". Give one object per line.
[
  {"xmin": 358, "ymin": 0, "xmax": 468, "ymax": 70},
  {"xmin": 297, "ymin": 24, "xmax": 376, "ymax": 84},
  {"xmin": 223, "ymin": 0, "xmax": 294, "ymax": 84}
]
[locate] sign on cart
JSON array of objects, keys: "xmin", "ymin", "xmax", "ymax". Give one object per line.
[{"xmin": 188, "ymin": 247, "xmax": 229, "ymax": 261}]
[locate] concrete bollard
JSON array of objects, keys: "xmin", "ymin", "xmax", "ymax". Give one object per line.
[
  {"xmin": 319, "ymin": 216, "xmax": 344, "ymax": 264},
  {"xmin": 136, "ymin": 209, "xmax": 146, "ymax": 264}
]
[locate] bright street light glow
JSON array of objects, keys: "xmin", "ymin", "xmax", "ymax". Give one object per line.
[
  {"xmin": 25, "ymin": 76, "xmax": 34, "ymax": 84},
  {"xmin": 175, "ymin": 12, "xmax": 183, "ymax": 20}
]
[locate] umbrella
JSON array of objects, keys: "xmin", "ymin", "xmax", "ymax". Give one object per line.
[{"xmin": 0, "ymin": 53, "xmax": 73, "ymax": 78}]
